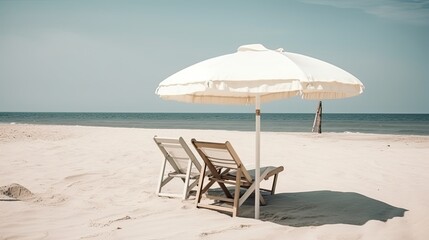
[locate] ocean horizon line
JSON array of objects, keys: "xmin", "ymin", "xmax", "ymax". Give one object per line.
[
  {"xmin": 1, "ymin": 112, "xmax": 428, "ymax": 136},
  {"xmin": 1, "ymin": 111, "xmax": 428, "ymax": 115}
]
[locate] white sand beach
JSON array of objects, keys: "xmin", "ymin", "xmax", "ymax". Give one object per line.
[{"xmin": 1, "ymin": 124, "xmax": 429, "ymax": 240}]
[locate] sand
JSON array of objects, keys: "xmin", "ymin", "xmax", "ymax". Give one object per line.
[{"xmin": 0, "ymin": 124, "xmax": 428, "ymax": 240}]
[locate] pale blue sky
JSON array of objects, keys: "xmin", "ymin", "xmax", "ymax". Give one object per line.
[{"xmin": 0, "ymin": 0, "xmax": 428, "ymax": 113}]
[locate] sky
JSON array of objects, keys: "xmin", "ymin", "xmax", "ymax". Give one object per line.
[{"xmin": 0, "ymin": 0, "xmax": 428, "ymax": 113}]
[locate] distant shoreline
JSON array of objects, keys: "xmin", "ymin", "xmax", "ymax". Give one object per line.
[{"xmin": 1, "ymin": 112, "xmax": 429, "ymax": 136}]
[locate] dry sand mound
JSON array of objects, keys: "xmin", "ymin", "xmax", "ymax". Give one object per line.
[{"xmin": 0, "ymin": 183, "xmax": 35, "ymax": 201}]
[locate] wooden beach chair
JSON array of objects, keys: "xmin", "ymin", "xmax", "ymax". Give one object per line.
[
  {"xmin": 191, "ymin": 138, "xmax": 284, "ymax": 217},
  {"xmin": 153, "ymin": 136, "xmax": 202, "ymax": 200}
]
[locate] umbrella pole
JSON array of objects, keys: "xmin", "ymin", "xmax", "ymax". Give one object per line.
[{"xmin": 255, "ymin": 95, "xmax": 261, "ymax": 219}]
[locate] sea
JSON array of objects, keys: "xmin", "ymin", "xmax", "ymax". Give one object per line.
[{"xmin": 0, "ymin": 112, "xmax": 428, "ymax": 136}]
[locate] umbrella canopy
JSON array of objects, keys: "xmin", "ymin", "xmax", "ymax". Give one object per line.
[
  {"xmin": 156, "ymin": 44, "xmax": 363, "ymax": 103},
  {"xmin": 283, "ymin": 51, "xmax": 363, "ymax": 100},
  {"xmin": 156, "ymin": 44, "xmax": 364, "ymax": 219}
]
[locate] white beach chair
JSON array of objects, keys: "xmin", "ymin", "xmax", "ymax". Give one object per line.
[{"xmin": 153, "ymin": 136, "xmax": 202, "ymax": 200}]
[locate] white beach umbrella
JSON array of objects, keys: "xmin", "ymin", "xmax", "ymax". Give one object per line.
[{"xmin": 155, "ymin": 44, "xmax": 364, "ymax": 219}]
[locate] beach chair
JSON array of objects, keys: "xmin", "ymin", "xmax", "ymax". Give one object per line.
[
  {"xmin": 191, "ymin": 138, "xmax": 284, "ymax": 217},
  {"xmin": 153, "ymin": 136, "xmax": 202, "ymax": 200}
]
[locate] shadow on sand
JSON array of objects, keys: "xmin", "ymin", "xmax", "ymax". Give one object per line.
[{"xmin": 237, "ymin": 190, "xmax": 407, "ymax": 226}]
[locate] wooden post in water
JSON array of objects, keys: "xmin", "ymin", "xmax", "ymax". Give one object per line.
[{"xmin": 312, "ymin": 101, "xmax": 322, "ymax": 134}]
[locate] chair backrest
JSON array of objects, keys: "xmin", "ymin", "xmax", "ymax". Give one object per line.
[
  {"xmin": 154, "ymin": 136, "xmax": 201, "ymax": 174},
  {"xmin": 191, "ymin": 139, "xmax": 253, "ymax": 183}
]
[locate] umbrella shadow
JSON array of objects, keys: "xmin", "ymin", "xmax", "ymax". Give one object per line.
[{"xmin": 237, "ymin": 190, "xmax": 407, "ymax": 226}]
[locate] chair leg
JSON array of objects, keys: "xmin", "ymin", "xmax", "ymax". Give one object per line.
[
  {"xmin": 271, "ymin": 174, "xmax": 279, "ymax": 195},
  {"xmin": 259, "ymin": 192, "xmax": 266, "ymax": 205},
  {"xmin": 232, "ymin": 169, "xmax": 241, "ymax": 217},
  {"xmin": 182, "ymin": 160, "xmax": 193, "ymax": 200},
  {"xmin": 195, "ymin": 163, "xmax": 207, "ymax": 205},
  {"xmin": 156, "ymin": 158, "xmax": 168, "ymax": 196}
]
